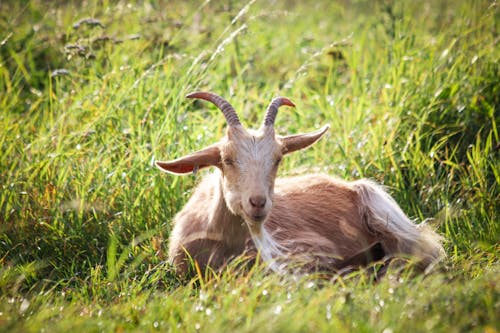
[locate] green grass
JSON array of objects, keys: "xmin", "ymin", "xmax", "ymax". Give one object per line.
[{"xmin": 0, "ymin": 0, "xmax": 498, "ymax": 332}]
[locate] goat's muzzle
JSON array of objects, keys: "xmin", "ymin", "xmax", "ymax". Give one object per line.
[{"xmin": 243, "ymin": 194, "xmax": 271, "ymax": 224}]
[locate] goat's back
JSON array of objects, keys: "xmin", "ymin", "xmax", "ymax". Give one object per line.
[
  {"xmin": 266, "ymin": 174, "xmax": 443, "ymax": 270},
  {"xmin": 267, "ymin": 174, "xmax": 374, "ymax": 264}
]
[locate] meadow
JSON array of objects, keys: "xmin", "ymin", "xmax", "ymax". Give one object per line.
[{"xmin": 0, "ymin": 0, "xmax": 498, "ymax": 332}]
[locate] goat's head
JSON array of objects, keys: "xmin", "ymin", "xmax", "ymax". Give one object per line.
[{"xmin": 156, "ymin": 92, "xmax": 329, "ymax": 233}]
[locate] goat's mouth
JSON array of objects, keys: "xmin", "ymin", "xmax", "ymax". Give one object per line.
[
  {"xmin": 242, "ymin": 210, "xmax": 268, "ymax": 225},
  {"xmin": 251, "ymin": 214, "xmax": 267, "ymax": 222}
]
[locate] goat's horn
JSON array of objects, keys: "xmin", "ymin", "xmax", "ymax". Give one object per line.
[
  {"xmin": 186, "ymin": 92, "xmax": 241, "ymax": 127},
  {"xmin": 263, "ymin": 97, "xmax": 295, "ymax": 127}
]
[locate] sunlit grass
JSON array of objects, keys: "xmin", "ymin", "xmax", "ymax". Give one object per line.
[{"xmin": 0, "ymin": 0, "xmax": 498, "ymax": 332}]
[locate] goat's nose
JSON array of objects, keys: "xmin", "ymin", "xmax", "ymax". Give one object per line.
[{"xmin": 249, "ymin": 195, "xmax": 266, "ymax": 208}]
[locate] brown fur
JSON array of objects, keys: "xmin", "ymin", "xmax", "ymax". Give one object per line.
[
  {"xmin": 167, "ymin": 173, "xmax": 250, "ymax": 274},
  {"xmin": 268, "ymin": 175, "xmax": 376, "ymax": 265}
]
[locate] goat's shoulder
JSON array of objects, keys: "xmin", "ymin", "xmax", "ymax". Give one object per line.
[
  {"xmin": 173, "ymin": 172, "xmax": 219, "ymax": 224},
  {"xmin": 169, "ymin": 173, "xmax": 218, "ymax": 252}
]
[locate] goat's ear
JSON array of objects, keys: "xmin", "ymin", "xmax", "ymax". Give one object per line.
[
  {"xmin": 281, "ymin": 125, "xmax": 330, "ymax": 154},
  {"xmin": 155, "ymin": 145, "xmax": 221, "ymax": 175}
]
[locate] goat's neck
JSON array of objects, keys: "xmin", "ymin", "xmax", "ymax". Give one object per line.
[{"xmin": 207, "ymin": 171, "xmax": 249, "ymax": 249}]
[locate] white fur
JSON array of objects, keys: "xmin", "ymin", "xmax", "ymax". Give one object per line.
[
  {"xmin": 249, "ymin": 225, "xmax": 287, "ymax": 273},
  {"xmin": 354, "ymin": 179, "xmax": 445, "ymax": 266},
  {"xmin": 355, "ymin": 180, "xmax": 420, "ymax": 238}
]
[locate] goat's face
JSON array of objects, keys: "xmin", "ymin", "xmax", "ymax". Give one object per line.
[
  {"xmin": 219, "ymin": 127, "xmax": 282, "ymax": 227},
  {"xmin": 156, "ymin": 92, "xmax": 329, "ymax": 232}
]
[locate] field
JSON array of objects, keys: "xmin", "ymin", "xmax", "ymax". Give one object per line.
[{"xmin": 0, "ymin": 0, "xmax": 499, "ymax": 332}]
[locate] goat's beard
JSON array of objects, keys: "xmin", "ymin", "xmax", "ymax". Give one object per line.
[{"xmin": 248, "ymin": 222, "xmax": 286, "ymax": 273}]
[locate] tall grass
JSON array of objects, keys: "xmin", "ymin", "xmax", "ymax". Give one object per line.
[{"xmin": 0, "ymin": 0, "xmax": 498, "ymax": 332}]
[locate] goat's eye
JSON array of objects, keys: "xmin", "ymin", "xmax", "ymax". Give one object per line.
[
  {"xmin": 274, "ymin": 158, "xmax": 282, "ymax": 167},
  {"xmin": 223, "ymin": 158, "xmax": 234, "ymax": 166}
]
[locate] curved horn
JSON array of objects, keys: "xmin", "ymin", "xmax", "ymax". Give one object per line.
[
  {"xmin": 186, "ymin": 92, "xmax": 241, "ymax": 127},
  {"xmin": 263, "ymin": 97, "xmax": 295, "ymax": 127}
]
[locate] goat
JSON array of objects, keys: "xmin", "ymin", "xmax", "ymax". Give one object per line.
[{"xmin": 156, "ymin": 92, "xmax": 444, "ymax": 277}]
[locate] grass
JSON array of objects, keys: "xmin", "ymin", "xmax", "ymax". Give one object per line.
[{"xmin": 0, "ymin": 0, "xmax": 499, "ymax": 332}]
